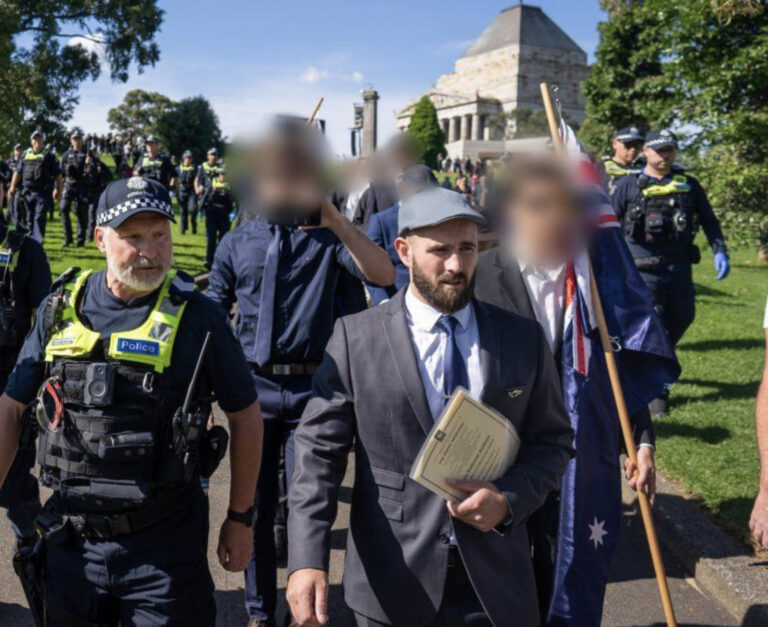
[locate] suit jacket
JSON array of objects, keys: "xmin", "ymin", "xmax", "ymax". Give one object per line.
[
  {"xmin": 366, "ymin": 203, "xmax": 409, "ymax": 304},
  {"xmin": 353, "ymin": 180, "xmax": 398, "ymax": 230},
  {"xmin": 474, "ymin": 247, "xmax": 655, "ymax": 447},
  {"xmin": 288, "ymin": 289, "xmax": 574, "ymax": 626}
]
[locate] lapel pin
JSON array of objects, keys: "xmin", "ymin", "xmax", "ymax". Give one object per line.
[{"xmin": 507, "ymin": 388, "xmax": 523, "ymax": 399}]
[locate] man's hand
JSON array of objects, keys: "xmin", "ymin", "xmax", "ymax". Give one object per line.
[
  {"xmin": 625, "ymin": 446, "xmax": 656, "ymax": 505},
  {"xmin": 216, "ymin": 519, "xmax": 253, "ymax": 572},
  {"xmin": 8, "ymin": 186, "xmax": 16, "ymax": 198},
  {"xmin": 52, "ymin": 188, "xmax": 60, "ymax": 202},
  {"xmin": 286, "ymin": 568, "xmax": 329, "ymax": 626},
  {"xmin": 750, "ymin": 490, "xmax": 768, "ymax": 549},
  {"xmin": 445, "ymin": 479, "xmax": 510, "ymax": 532}
]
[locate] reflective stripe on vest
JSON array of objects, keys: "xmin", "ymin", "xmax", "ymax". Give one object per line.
[
  {"xmin": 180, "ymin": 165, "xmax": 195, "ymax": 172},
  {"xmin": 44, "ymin": 271, "xmax": 193, "ymax": 373},
  {"xmin": 23, "ymin": 149, "xmax": 45, "ymax": 162},
  {"xmin": 603, "ymin": 158, "xmax": 635, "ymax": 178},
  {"xmin": 212, "ymin": 179, "xmax": 229, "ymax": 190},
  {"xmin": 641, "ymin": 174, "xmax": 691, "ymax": 197}
]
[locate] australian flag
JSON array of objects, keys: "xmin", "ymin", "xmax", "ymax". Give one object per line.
[{"xmin": 547, "ymin": 114, "xmax": 680, "ymax": 625}]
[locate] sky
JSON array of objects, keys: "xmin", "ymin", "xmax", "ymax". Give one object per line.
[{"xmin": 70, "ymin": 0, "xmax": 606, "ymax": 156}]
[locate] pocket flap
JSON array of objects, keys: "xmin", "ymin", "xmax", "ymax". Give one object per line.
[{"xmin": 371, "ymin": 467, "xmax": 405, "ymax": 491}]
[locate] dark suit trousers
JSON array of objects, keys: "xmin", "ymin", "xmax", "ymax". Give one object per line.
[{"xmin": 353, "ymin": 551, "xmax": 492, "ymax": 627}]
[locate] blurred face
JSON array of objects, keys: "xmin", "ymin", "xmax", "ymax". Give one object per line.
[
  {"xmin": 71, "ymin": 137, "xmax": 82, "ymax": 151},
  {"xmin": 95, "ymin": 213, "xmax": 173, "ymax": 293},
  {"xmin": 505, "ymin": 175, "xmax": 583, "ymax": 266},
  {"xmin": 254, "ymin": 140, "xmax": 323, "ymax": 215},
  {"xmin": 643, "ymin": 145, "xmax": 676, "ymax": 174},
  {"xmin": 183, "ymin": 156, "xmax": 192, "ymax": 166},
  {"xmin": 31, "ymin": 136, "xmax": 43, "ymax": 152},
  {"xmin": 207, "ymin": 153, "xmax": 217, "ymax": 164},
  {"xmin": 612, "ymin": 139, "xmax": 641, "ymax": 165},
  {"xmin": 13, "ymin": 148, "xmax": 21, "ymax": 159},
  {"xmin": 395, "ymin": 219, "xmax": 478, "ymax": 313},
  {"xmin": 145, "ymin": 141, "xmax": 159, "ymax": 157}
]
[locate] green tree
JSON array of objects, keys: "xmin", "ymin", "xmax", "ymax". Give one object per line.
[
  {"xmin": 107, "ymin": 89, "xmax": 177, "ymax": 139},
  {"xmin": 156, "ymin": 96, "xmax": 224, "ymax": 162},
  {"xmin": 583, "ymin": 0, "xmax": 768, "ymax": 252},
  {"xmin": 0, "ymin": 1, "xmax": 163, "ymax": 156},
  {"xmin": 406, "ymin": 96, "xmax": 445, "ymax": 170}
]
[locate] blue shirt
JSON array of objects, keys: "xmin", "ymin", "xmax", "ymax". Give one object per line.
[
  {"xmin": 6, "ymin": 270, "xmax": 258, "ymax": 413},
  {"xmin": 366, "ymin": 203, "xmax": 410, "ymax": 305},
  {"xmin": 206, "ymin": 217, "xmax": 365, "ymax": 365}
]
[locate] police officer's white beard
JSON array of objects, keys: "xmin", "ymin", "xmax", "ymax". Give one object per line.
[{"xmin": 104, "ymin": 244, "xmax": 173, "ymax": 292}]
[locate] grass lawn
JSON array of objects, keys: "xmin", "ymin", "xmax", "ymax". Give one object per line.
[{"xmin": 655, "ymin": 244, "xmax": 767, "ymax": 545}]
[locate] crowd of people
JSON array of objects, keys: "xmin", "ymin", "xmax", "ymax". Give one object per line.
[{"xmin": 0, "ymin": 113, "xmax": 750, "ymax": 627}]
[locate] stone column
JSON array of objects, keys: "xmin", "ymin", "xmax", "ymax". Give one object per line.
[
  {"xmin": 450, "ymin": 117, "xmax": 460, "ymax": 142},
  {"xmin": 472, "ymin": 114, "xmax": 482, "ymax": 141},
  {"xmin": 460, "ymin": 115, "xmax": 469, "ymax": 140},
  {"xmin": 441, "ymin": 119, "xmax": 450, "ymax": 140},
  {"xmin": 361, "ymin": 89, "xmax": 378, "ymax": 157}
]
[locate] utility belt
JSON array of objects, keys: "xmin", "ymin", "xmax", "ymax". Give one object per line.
[
  {"xmin": 36, "ymin": 483, "xmax": 198, "ymax": 542},
  {"xmin": 252, "ymin": 362, "xmax": 320, "ymax": 376},
  {"xmin": 633, "ymin": 245, "xmax": 700, "ymax": 270}
]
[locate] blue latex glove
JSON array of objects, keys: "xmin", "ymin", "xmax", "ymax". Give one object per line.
[{"xmin": 714, "ymin": 251, "xmax": 730, "ymax": 280}]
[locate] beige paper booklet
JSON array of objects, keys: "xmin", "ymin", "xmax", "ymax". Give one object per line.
[{"xmin": 409, "ymin": 388, "xmax": 521, "ymax": 502}]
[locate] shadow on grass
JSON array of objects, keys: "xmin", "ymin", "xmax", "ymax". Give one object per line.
[
  {"xmin": 655, "ymin": 421, "xmax": 731, "ymax": 444},
  {"xmin": 678, "ymin": 338, "xmax": 764, "ymax": 352},
  {"xmin": 672, "ymin": 378, "xmax": 760, "ymax": 403},
  {"xmin": 693, "ymin": 283, "xmax": 730, "ymax": 298}
]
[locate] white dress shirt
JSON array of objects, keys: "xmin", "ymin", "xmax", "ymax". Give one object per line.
[
  {"xmin": 518, "ymin": 260, "xmax": 567, "ymax": 353},
  {"xmin": 404, "ymin": 287, "xmax": 485, "ymax": 420}
]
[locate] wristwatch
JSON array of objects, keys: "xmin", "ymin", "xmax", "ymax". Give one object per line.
[{"xmin": 227, "ymin": 506, "xmax": 256, "ymax": 527}]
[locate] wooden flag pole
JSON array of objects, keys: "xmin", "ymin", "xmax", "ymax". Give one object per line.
[
  {"xmin": 539, "ymin": 82, "xmax": 678, "ymax": 627},
  {"xmin": 307, "ymin": 97, "xmax": 325, "ymax": 125}
]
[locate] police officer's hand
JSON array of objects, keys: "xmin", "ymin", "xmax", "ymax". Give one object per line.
[
  {"xmin": 217, "ymin": 519, "xmax": 253, "ymax": 572},
  {"xmin": 714, "ymin": 251, "xmax": 730, "ymax": 281},
  {"xmin": 750, "ymin": 489, "xmax": 768, "ymax": 549},
  {"xmin": 7, "ymin": 186, "xmax": 15, "ymax": 198},
  {"xmin": 52, "ymin": 188, "xmax": 60, "ymax": 202},
  {"xmin": 286, "ymin": 568, "xmax": 329, "ymax": 626},
  {"xmin": 625, "ymin": 446, "xmax": 656, "ymax": 506}
]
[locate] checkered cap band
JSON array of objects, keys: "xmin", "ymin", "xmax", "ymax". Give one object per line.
[
  {"xmin": 645, "ymin": 137, "xmax": 677, "ymax": 148},
  {"xmin": 97, "ymin": 197, "xmax": 173, "ymax": 226}
]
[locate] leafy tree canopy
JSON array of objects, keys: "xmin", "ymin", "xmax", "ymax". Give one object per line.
[
  {"xmin": 582, "ymin": 0, "xmax": 768, "ymax": 250},
  {"xmin": 107, "ymin": 89, "xmax": 176, "ymax": 139},
  {"xmin": 0, "ymin": 1, "xmax": 163, "ymax": 156},
  {"xmin": 406, "ymin": 96, "xmax": 446, "ymax": 170},
  {"xmin": 156, "ymin": 96, "xmax": 224, "ymax": 162}
]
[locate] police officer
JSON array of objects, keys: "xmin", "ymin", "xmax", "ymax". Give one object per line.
[
  {"xmin": 602, "ymin": 126, "xmax": 645, "ymax": 196},
  {"xmin": 134, "ymin": 135, "xmax": 177, "ymax": 191},
  {"xmin": 7, "ymin": 130, "xmax": 61, "ymax": 243},
  {"xmin": 203, "ymin": 167, "xmax": 236, "ymax": 269},
  {"xmin": 177, "ymin": 150, "xmax": 198, "ymax": 235},
  {"xmin": 0, "ymin": 222, "xmax": 51, "ymax": 550},
  {"xmin": 6, "ymin": 144, "xmax": 24, "ymax": 227},
  {"xmin": 612, "ymin": 129, "xmax": 730, "ymax": 414},
  {"xmin": 194, "ymin": 147, "xmax": 223, "ymax": 265},
  {"xmin": 83, "ymin": 147, "xmax": 111, "ymax": 242},
  {"xmin": 206, "ymin": 120, "xmax": 395, "ymax": 627},
  {"xmin": 0, "ymin": 176, "xmax": 265, "ymax": 626},
  {"xmin": 59, "ymin": 130, "xmax": 90, "ymax": 248}
]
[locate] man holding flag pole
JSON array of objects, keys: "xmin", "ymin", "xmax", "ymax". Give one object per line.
[{"xmin": 475, "ymin": 84, "xmax": 681, "ymax": 626}]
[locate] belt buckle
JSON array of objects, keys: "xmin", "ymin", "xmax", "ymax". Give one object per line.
[{"xmin": 272, "ymin": 364, "xmax": 291, "ymax": 376}]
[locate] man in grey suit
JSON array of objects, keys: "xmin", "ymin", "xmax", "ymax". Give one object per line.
[
  {"xmin": 474, "ymin": 155, "xmax": 656, "ymax": 619},
  {"xmin": 286, "ymin": 187, "xmax": 574, "ymax": 626}
]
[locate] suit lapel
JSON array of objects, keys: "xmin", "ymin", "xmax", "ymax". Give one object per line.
[
  {"xmin": 498, "ymin": 252, "xmax": 536, "ymax": 320},
  {"xmin": 474, "ymin": 300, "xmax": 500, "ymax": 406},
  {"xmin": 382, "ymin": 290, "xmax": 434, "ymax": 436}
]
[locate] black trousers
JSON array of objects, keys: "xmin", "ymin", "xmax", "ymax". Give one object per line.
[
  {"xmin": 528, "ymin": 491, "xmax": 560, "ymax": 621},
  {"xmin": 61, "ymin": 188, "xmax": 89, "ymax": 245},
  {"xmin": 353, "ymin": 550, "xmax": 491, "ymax": 627}
]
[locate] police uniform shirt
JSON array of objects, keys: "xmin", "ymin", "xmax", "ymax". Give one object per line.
[
  {"xmin": 136, "ymin": 154, "xmax": 177, "ymax": 188},
  {"xmin": 206, "ymin": 217, "xmax": 367, "ymax": 365},
  {"xmin": 611, "ymin": 171, "xmax": 727, "ymax": 259},
  {"xmin": 5, "ymin": 269, "xmax": 258, "ymax": 413},
  {"xmin": 61, "ymin": 149, "xmax": 87, "ymax": 187},
  {"xmin": 15, "ymin": 149, "xmax": 59, "ymax": 188}
]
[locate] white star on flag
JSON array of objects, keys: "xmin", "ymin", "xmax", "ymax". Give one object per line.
[{"xmin": 588, "ymin": 517, "xmax": 608, "ymax": 548}]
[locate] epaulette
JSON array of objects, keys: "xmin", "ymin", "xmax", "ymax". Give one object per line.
[{"xmin": 168, "ymin": 270, "xmax": 197, "ymax": 305}]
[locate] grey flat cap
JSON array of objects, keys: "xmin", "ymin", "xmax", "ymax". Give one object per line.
[{"xmin": 398, "ymin": 187, "xmax": 485, "ymax": 235}]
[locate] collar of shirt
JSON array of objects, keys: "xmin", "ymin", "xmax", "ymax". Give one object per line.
[
  {"xmin": 517, "ymin": 258, "xmax": 566, "ymax": 352},
  {"xmin": 404, "ymin": 286, "xmax": 471, "ymax": 334}
]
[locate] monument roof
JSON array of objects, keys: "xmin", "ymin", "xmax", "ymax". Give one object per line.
[{"xmin": 461, "ymin": 4, "xmax": 584, "ymax": 58}]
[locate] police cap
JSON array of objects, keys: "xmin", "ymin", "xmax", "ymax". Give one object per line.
[
  {"xmin": 70, "ymin": 130, "xmax": 83, "ymax": 139},
  {"xmin": 182, "ymin": 150, "xmax": 193, "ymax": 158},
  {"xmin": 145, "ymin": 135, "xmax": 159, "ymax": 144},
  {"xmin": 644, "ymin": 129, "xmax": 678, "ymax": 150},
  {"xmin": 96, "ymin": 177, "xmax": 176, "ymax": 229},
  {"xmin": 614, "ymin": 126, "xmax": 644, "ymax": 143},
  {"xmin": 207, "ymin": 147, "xmax": 218, "ymax": 156},
  {"xmin": 13, "ymin": 143, "xmax": 22, "ymax": 151},
  {"xmin": 30, "ymin": 129, "xmax": 44, "ymax": 141}
]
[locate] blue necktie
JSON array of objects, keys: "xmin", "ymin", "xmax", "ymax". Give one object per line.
[
  {"xmin": 437, "ymin": 315, "xmax": 469, "ymax": 406},
  {"xmin": 254, "ymin": 225, "xmax": 283, "ymax": 367}
]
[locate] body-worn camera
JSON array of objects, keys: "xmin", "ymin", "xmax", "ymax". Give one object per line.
[{"xmin": 83, "ymin": 362, "xmax": 115, "ymax": 406}]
